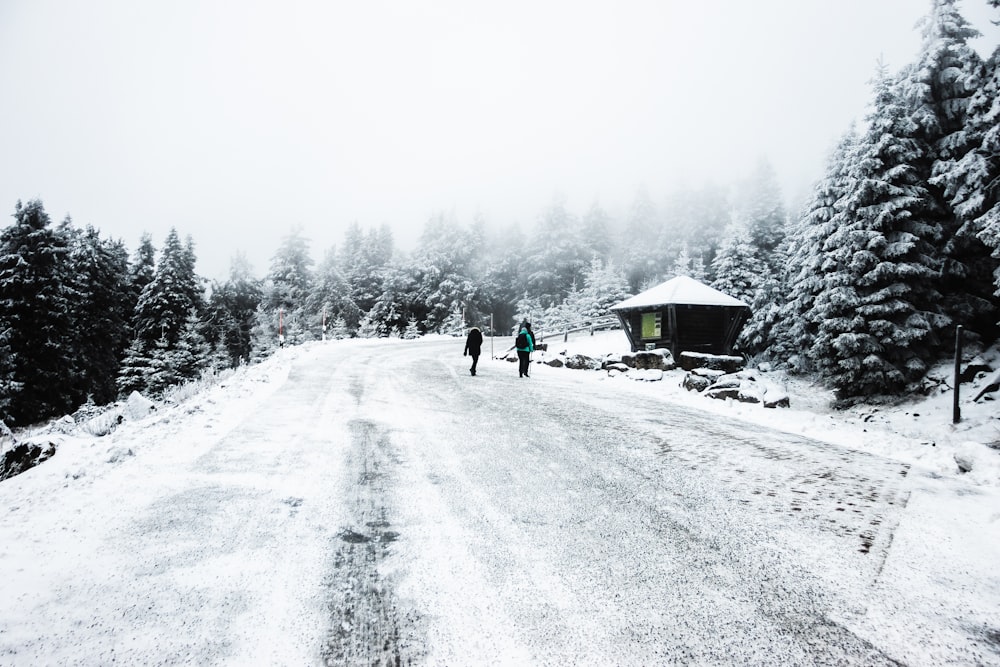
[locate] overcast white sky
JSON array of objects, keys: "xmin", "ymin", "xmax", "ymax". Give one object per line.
[{"xmin": 1, "ymin": 1, "xmax": 998, "ymax": 279}]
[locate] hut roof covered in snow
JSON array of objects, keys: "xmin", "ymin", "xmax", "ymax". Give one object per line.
[{"xmin": 612, "ymin": 275, "xmax": 748, "ymax": 311}]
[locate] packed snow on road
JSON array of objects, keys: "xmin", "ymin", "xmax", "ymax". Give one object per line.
[{"xmin": 1, "ymin": 332, "xmax": 998, "ymax": 665}]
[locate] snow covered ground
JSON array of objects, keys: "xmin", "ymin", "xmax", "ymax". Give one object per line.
[
  {"xmin": 539, "ymin": 329, "xmax": 1000, "ymax": 487},
  {"xmin": 0, "ymin": 331, "xmax": 998, "ymax": 664}
]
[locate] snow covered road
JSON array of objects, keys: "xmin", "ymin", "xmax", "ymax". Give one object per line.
[{"xmin": 1, "ymin": 337, "xmax": 997, "ymax": 665}]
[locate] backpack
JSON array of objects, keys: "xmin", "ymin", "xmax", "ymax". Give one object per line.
[{"xmin": 515, "ymin": 331, "xmax": 528, "ymax": 349}]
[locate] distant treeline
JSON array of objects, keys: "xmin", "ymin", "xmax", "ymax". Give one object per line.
[{"xmin": 1, "ymin": 0, "xmax": 998, "ymax": 424}]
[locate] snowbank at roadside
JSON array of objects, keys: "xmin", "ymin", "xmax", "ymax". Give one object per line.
[{"xmin": 536, "ymin": 329, "xmax": 1000, "ymax": 486}]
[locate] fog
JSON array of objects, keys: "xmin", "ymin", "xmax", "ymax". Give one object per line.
[{"xmin": 1, "ymin": 0, "xmax": 997, "ymax": 279}]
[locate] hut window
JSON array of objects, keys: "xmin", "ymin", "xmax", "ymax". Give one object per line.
[{"xmin": 641, "ymin": 312, "xmax": 661, "ymax": 339}]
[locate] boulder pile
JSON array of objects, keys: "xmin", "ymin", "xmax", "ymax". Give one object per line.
[{"xmin": 684, "ymin": 368, "xmax": 790, "ymax": 408}]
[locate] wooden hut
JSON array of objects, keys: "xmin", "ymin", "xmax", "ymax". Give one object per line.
[{"xmin": 611, "ymin": 276, "xmax": 750, "ymax": 357}]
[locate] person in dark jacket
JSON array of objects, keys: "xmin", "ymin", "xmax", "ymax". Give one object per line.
[
  {"xmin": 464, "ymin": 326, "xmax": 484, "ymax": 376},
  {"xmin": 514, "ymin": 324, "xmax": 534, "ymax": 378}
]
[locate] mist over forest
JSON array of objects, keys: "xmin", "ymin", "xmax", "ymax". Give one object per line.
[{"xmin": 1, "ymin": 0, "xmax": 999, "ymax": 427}]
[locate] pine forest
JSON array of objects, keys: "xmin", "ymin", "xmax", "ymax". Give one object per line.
[{"xmin": 2, "ymin": 0, "xmax": 999, "ymax": 425}]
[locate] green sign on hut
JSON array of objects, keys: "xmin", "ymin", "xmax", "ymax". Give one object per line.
[{"xmin": 611, "ymin": 276, "xmax": 750, "ymax": 358}]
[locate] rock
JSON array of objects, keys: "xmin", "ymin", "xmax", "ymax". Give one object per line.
[
  {"xmin": 708, "ymin": 372, "xmax": 744, "ymax": 390},
  {"xmin": 702, "ymin": 370, "xmax": 790, "ymax": 408},
  {"xmin": 545, "ymin": 358, "xmax": 564, "ymax": 368},
  {"xmin": 628, "ymin": 369, "xmax": 663, "ymax": 382},
  {"xmin": 50, "ymin": 415, "xmax": 76, "ymax": 434},
  {"xmin": 682, "ymin": 373, "xmax": 712, "ymax": 392},
  {"xmin": 1, "ymin": 440, "xmax": 57, "ymax": 481},
  {"xmin": 736, "ymin": 384, "xmax": 764, "ymax": 404},
  {"xmin": 705, "ymin": 386, "xmax": 740, "ymax": 400},
  {"xmin": 764, "ymin": 392, "xmax": 791, "ymax": 409},
  {"xmin": 603, "ymin": 353, "xmax": 623, "ymax": 366},
  {"xmin": 620, "ymin": 350, "xmax": 674, "ymax": 369},
  {"xmin": 124, "ymin": 391, "xmax": 157, "ymax": 420},
  {"xmin": 691, "ymin": 367, "xmax": 726, "ymax": 380},
  {"xmin": 106, "ymin": 446, "xmax": 134, "ymax": 464},
  {"xmin": 678, "ymin": 352, "xmax": 745, "ymax": 373},
  {"xmin": 83, "ymin": 412, "xmax": 124, "ymax": 437},
  {"xmin": 953, "ymin": 442, "xmax": 985, "ymax": 474},
  {"xmin": 0, "ymin": 421, "xmax": 15, "ymax": 459},
  {"xmin": 974, "ymin": 369, "xmax": 1000, "ymax": 401},
  {"xmin": 604, "ymin": 362, "xmax": 630, "ymax": 373},
  {"xmin": 961, "ymin": 356, "xmax": 992, "ymax": 384},
  {"xmin": 564, "ymin": 354, "xmax": 602, "ymax": 370}
]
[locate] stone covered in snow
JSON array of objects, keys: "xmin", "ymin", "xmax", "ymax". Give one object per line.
[
  {"xmin": 682, "ymin": 373, "xmax": 712, "ymax": 392},
  {"xmin": 1, "ymin": 439, "xmax": 57, "ymax": 481},
  {"xmin": 628, "ymin": 369, "xmax": 664, "ymax": 382},
  {"xmin": 678, "ymin": 352, "xmax": 745, "ymax": 373},
  {"xmin": 621, "ymin": 349, "xmax": 675, "ymax": 371},
  {"xmin": 563, "ymin": 354, "xmax": 602, "ymax": 370},
  {"xmin": 124, "ymin": 391, "xmax": 158, "ymax": 420},
  {"xmin": 701, "ymin": 370, "xmax": 790, "ymax": 408}
]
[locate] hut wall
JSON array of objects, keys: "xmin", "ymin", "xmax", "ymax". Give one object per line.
[{"xmin": 675, "ymin": 305, "xmax": 727, "ymax": 354}]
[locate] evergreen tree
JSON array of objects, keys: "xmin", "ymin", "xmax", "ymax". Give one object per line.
[
  {"xmin": 951, "ymin": 31, "xmax": 1000, "ymax": 305},
  {"xmin": 329, "ymin": 316, "xmax": 350, "ymax": 340},
  {"xmin": 127, "ymin": 233, "xmax": 156, "ymax": 337},
  {"xmin": 771, "ymin": 128, "xmax": 859, "ymax": 371},
  {"xmin": 0, "ymin": 325, "xmax": 21, "ymax": 420},
  {"xmin": 341, "ymin": 224, "xmax": 394, "ymax": 316},
  {"xmin": 523, "ymin": 196, "xmax": 589, "ymax": 307},
  {"xmin": 477, "ymin": 223, "xmax": 526, "ymax": 335},
  {"xmin": 206, "ymin": 252, "xmax": 262, "ymax": 366},
  {"xmin": 581, "ymin": 202, "xmax": 614, "ymax": 262},
  {"xmin": 670, "ymin": 247, "xmax": 706, "ymax": 281},
  {"xmin": 710, "ymin": 224, "xmax": 764, "ymax": 305},
  {"xmin": 308, "ymin": 247, "xmax": 359, "ymax": 336},
  {"xmin": 134, "ymin": 228, "xmax": 203, "ymax": 347},
  {"xmin": 808, "ymin": 66, "xmax": 947, "ymax": 399},
  {"xmin": 408, "ymin": 212, "xmax": 477, "ymax": 332},
  {"xmin": 513, "ymin": 293, "xmax": 544, "ymax": 334},
  {"xmin": 578, "ymin": 256, "xmax": 631, "ymax": 321},
  {"xmin": 267, "ymin": 227, "xmax": 313, "ymax": 313},
  {"xmin": 70, "ymin": 225, "xmax": 131, "ymax": 404},
  {"xmin": 261, "ymin": 227, "xmax": 316, "ymax": 345},
  {"xmin": 356, "ymin": 311, "xmax": 379, "ymax": 338},
  {"xmin": 620, "ymin": 188, "xmax": 661, "ymax": 293},
  {"xmin": 403, "ymin": 317, "xmax": 421, "ymax": 340},
  {"xmin": 0, "ymin": 200, "xmax": 78, "ymax": 424},
  {"xmin": 901, "ymin": 0, "xmax": 996, "ymax": 332},
  {"xmin": 122, "ymin": 228, "xmax": 205, "ymax": 395},
  {"xmin": 367, "ymin": 260, "xmax": 415, "ymax": 335},
  {"xmin": 168, "ymin": 310, "xmax": 212, "ymax": 382},
  {"xmin": 738, "ymin": 275, "xmax": 783, "ymax": 357},
  {"xmin": 736, "ymin": 158, "xmax": 789, "ymax": 276},
  {"xmin": 667, "ymin": 184, "xmax": 731, "ymax": 283},
  {"xmin": 116, "ymin": 337, "xmax": 154, "ymax": 396}
]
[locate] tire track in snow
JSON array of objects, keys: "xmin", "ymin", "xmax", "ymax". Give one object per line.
[{"xmin": 321, "ymin": 359, "xmax": 426, "ymax": 666}]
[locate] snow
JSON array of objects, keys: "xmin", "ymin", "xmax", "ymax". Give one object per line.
[
  {"xmin": 542, "ymin": 330, "xmax": 1000, "ymax": 487},
  {"xmin": 1, "ymin": 331, "xmax": 998, "ymax": 664},
  {"xmin": 611, "ymin": 275, "xmax": 750, "ymax": 310}
]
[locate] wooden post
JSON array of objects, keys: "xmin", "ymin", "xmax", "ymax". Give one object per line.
[{"xmin": 953, "ymin": 325, "xmax": 963, "ymax": 424}]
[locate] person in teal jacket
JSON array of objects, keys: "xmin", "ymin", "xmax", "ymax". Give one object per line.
[{"xmin": 515, "ymin": 323, "xmax": 534, "ymax": 378}]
